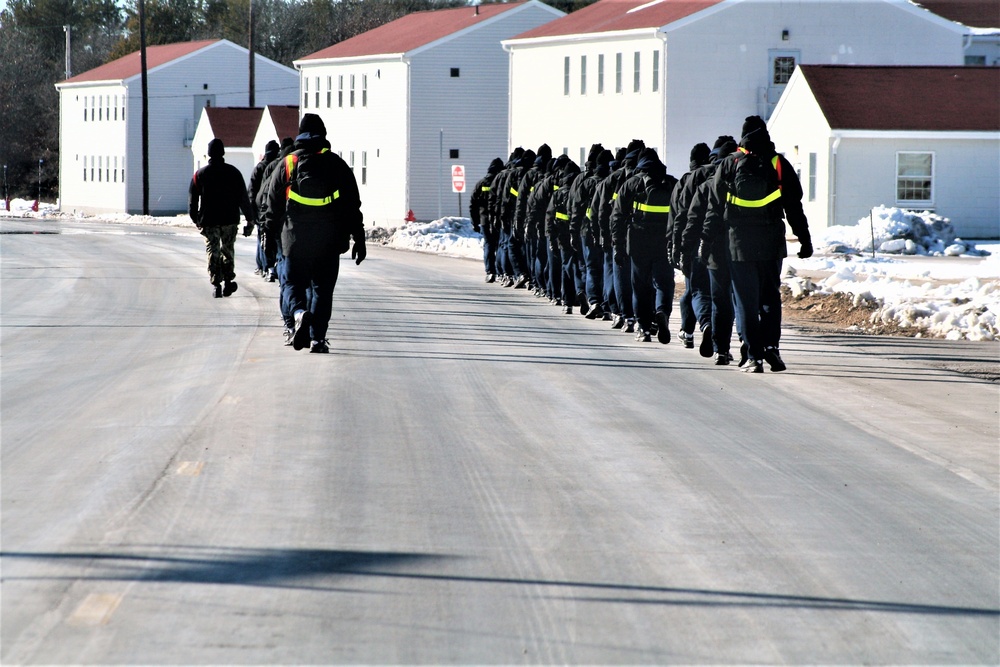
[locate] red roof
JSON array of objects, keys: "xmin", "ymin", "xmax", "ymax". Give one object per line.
[
  {"xmin": 266, "ymin": 105, "xmax": 300, "ymax": 142},
  {"xmin": 62, "ymin": 40, "xmax": 219, "ymax": 84},
  {"xmin": 300, "ymin": 2, "xmax": 529, "ymax": 60},
  {"xmin": 203, "ymin": 107, "xmax": 264, "ymax": 148},
  {"xmin": 911, "ymin": 0, "xmax": 1000, "ymax": 29},
  {"xmin": 513, "ymin": 0, "xmax": 723, "ymax": 40},
  {"xmin": 799, "ymin": 65, "xmax": 1000, "ymax": 132}
]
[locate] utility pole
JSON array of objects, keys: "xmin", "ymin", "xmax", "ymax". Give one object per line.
[
  {"xmin": 139, "ymin": 0, "xmax": 149, "ymax": 215},
  {"xmin": 248, "ymin": 0, "xmax": 256, "ymax": 107},
  {"xmin": 63, "ymin": 25, "xmax": 71, "ymax": 79}
]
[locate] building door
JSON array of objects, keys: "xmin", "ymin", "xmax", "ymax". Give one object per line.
[{"xmin": 766, "ymin": 49, "xmax": 800, "ymax": 115}]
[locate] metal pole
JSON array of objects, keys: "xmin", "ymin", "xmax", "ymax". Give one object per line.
[
  {"xmin": 63, "ymin": 25, "xmax": 71, "ymax": 79},
  {"xmin": 438, "ymin": 130, "xmax": 443, "ymax": 219},
  {"xmin": 38, "ymin": 159, "xmax": 43, "ymax": 201},
  {"xmin": 248, "ymin": 0, "xmax": 255, "ymax": 107},
  {"xmin": 139, "ymin": 0, "xmax": 149, "ymax": 215},
  {"xmin": 870, "ymin": 209, "xmax": 876, "ymax": 258}
]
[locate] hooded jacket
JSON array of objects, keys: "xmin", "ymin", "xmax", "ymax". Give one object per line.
[
  {"xmin": 609, "ymin": 151, "xmax": 678, "ymax": 260},
  {"xmin": 188, "ymin": 154, "xmax": 254, "ymax": 229},
  {"xmin": 545, "ymin": 162, "xmax": 581, "ymax": 250},
  {"xmin": 470, "ymin": 158, "xmax": 503, "ymax": 233}
]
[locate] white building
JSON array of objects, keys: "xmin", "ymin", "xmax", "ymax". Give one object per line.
[
  {"xmin": 294, "ymin": 1, "xmax": 563, "ymax": 226},
  {"xmin": 55, "ymin": 39, "xmax": 298, "ymax": 215},
  {"xmin": 912, "ymin": 0, "xmax": 1000, "ymax": 66},
  {"xmin": 768, "ymin": 65, "xmax": 999, "ymax": 239},
  {"xmin": 191, "ymin": 107, "xmax": 264, "ymax": 184},
  {"xmin": 502, "ymin": 0, "xmax": 967, "ymax": 176},
  {"xmin": 251, "ymin": 105, "xmax": 300, "ymax": 162}
]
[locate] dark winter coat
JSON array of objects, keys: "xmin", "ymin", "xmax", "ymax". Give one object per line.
[
  {"xmin": 188, "ymin": 157, "xmax": 254, "ymax": 228},
  {"xmin": 470, "ymin": 159, "xmax": 503, "ymax": 233},
  {"xmin": 263, "ymin": 137, "xmax": 363, "ymax": 260},
  {"xmin": 545, "ymin": 165, "xmax": 581, "ymax": 251},
  {"xmin": 525, "ymin": 170, "xmax": 559, "ymax": 241},
  {"xmin": 248, "ymin": 145, "xmax": 280, "ymax": 214},
  {"xmin": 702, "ymin": 135, "xmax": 809, "ymax": 263},
  {"xmin": 610, "ymin": 164, "xmax": 678, "ymax": 261},
  {"xmin": 670, "ymin": 162, "xmax": 715, "ymax": 266},
  {"xmin": 568, "ymin": 168, "xmax": 599, "ymax": 240},
  {"xmin": 515, "ymin": 163, "xmax": 547, "ymax": 239}
]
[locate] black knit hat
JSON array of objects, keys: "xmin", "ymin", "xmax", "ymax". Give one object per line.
[
  {"xmin": 713, "ymin": 135, "xmax": 736, "ymax": 150},
  {"xmin": 207, "ymin": 138, "xmax": 225, "ymax": 158},
  {"xmin": 614, "ymin": 147, "xmax": 627, "ymax": 162},
  {"xmin": 741, "ymin": 115, "xmax": 767, "ymax": 140},
  {"xmin": 626, "ymin": 138, "xmax": 645, "ymax": 155},
  {"xmin": 689, "ymin": 142, "xmax": 711, "ymax": 167},
  {"xmin": 537, "ymin": 143, "xmax": 553, "ymax": 160},
  {"xmin": 298, "ymin": 113, "xmax": 327, "ymax": 138},
  {"xmin": 597, "ymin": 149, "xmax": 613, "ymax": 165}
]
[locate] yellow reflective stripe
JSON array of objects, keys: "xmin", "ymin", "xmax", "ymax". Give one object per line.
[
  {"xmin": 510, "ymin": 187, "xmax": 519, "ymax": 196},
  {"xmin": 634, "ymin": 202, "xmax": 670, "ymax": 213},
  {"xmin": 530, "ymin": 186, "xmax": 535, "ymax": 193},
  {"xmin": 288, "ymin": 189, "xmax": 340, "ymax": 206},
  {"xmin": 481, "ymin": 186, "xmax": 490, "ymax": 192},
  {"xmin": 553, "ymin": 185, "xmax": 560, "ymax": 191},
  {"xmin": 585, "ymin": 207, "xmax": 593, "ymax": 220},
  {"xmin": 555, "ymin": 212, "xmax": 569, "ymax": 220},
  {"xmin": 611, "ymin": 192, "xmax": 618, "ymax": 200},
  {"xmin": 726, "ymin": 189, "xmax": 781, "ymax": 208}
]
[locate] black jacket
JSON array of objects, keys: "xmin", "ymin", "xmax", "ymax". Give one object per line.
[
  {"xmin": 264, "ymin": 137, "xmax": 363, "ymax": 259},
  {"xmin": 545, "ymin": 165, "xmax": 581, "ymax": 250},
  {"xmin": 248, "ymin": 146, "xmax": 279, "ymax": 217},
  {"xmin": 188, "ymin": 157, "xmax": 254, "ymax": 228},
  {"xmin": 702, "ymin": 136, "xmax": 809, "ymax": 262},
  {"xmin": 610, "ymin": 166, "xmax": 678, "ymax": 261},
  {"xmin": 671, "ymin": 162, "xmax": 715, "ymax": 265}
]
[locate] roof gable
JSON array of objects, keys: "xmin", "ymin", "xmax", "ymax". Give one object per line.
[
  {"xmin": 910, "ymin": 0, "xmax": 1000, "ymax": 29},
  {"xmin": 203, "ymin": 107, "xmax": 264, "ymax": 148},
  {"xmin": 799, "ymin": 65, "xmax": 999, "ymax": 132},
  {"xmin": 265, "ymin": 105, "xmax": 300, "ymax": 141},
  {"xmin": 61, "ymin": 39, "xmax": 220, "ymax": 84},
  {"xmin": 299, "ymin": 1, "xmax": 531, "ymax": 61},
  {"xmin": 512, "ymin": 0, "xmax": 724, "ymax": 40}
]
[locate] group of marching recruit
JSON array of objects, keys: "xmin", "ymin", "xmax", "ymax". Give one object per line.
[
  {"xmin": 187, "ymin": 113, "xmax": 367, "ymax": 354},
  {"xmin": 468, "ymin": 115, "xmax": 814, "ymax": 373}
]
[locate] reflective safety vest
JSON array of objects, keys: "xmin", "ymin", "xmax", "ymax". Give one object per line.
[
  {"xmin": 726, "ymin": 149, "xmax": 782, "ymax": 209},
  {"xmin": 555, "ymin": 211, "xmax": 570, "ymax": 221},
  {"xmin": 633, "ymin": 200, "xmax": 670, "ymax": 215},
  {"xmin": 285, "ymin": 150, "xmax": 340, "ymax": 206}
]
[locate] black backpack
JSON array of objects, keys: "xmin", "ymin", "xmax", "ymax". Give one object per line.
[
  {"xmin": 727, "ymin": 150, "xmax": 781, "ymax": 217},
  {"xmin": 285, "ymin": 149, "xmax": 340, "ymax": 210},
  {"xmin": 632, "ymin": 174, "xmax": 673, "ymax": 229}
]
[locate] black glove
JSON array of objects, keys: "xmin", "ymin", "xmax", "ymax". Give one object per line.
[
  {"xmin": 352, "ymin": 238, "xmax": 367, "ymax": 265},
  {"xmin": 680, "ymin": 253, "xmax": 693, "ymax": 277},
  {"xmin": 614, "ymin": 249, "xmax": 627, "ymax": 266},
  {"xmin": 242, "ymin": 221, "xmax": 254, "ymax": 237},
  {"xmin": 570, "ymin": 235, "xmax": 581, "ymax": 253},
  {"xmin": 698, "ymin": 238, "xmax": 711, "ymax": 263},
  {"xmin": 797, "ymin": 234, "xmax": 814, "ymax": 259},
  {"xmin": 472, "ymin": 223, "xmax": 481, "ymax": 234}
]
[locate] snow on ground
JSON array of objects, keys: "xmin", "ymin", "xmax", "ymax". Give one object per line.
[{"xmin": 5, "ymin": 199, "xmax": 999, "ymax": 341}]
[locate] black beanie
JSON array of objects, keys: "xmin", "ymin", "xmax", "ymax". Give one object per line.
[
  {"xmin": 614, "ymin": 147, "xmax": 627, "ymax": 163},
  {"xmin": 741, "ymin": 115, "xmax": 767, "ymax": 139},
  {"xmin": 489, "ymin": 157, "xmax": 504, "ymax": 173},
  {"xmin": 298, "ymin": 113, "xmax": 326, "ymax": 138},
  {"xmin": 520, "ymin": 149, "xmax": 536, "ymax": 166},
  {"xmin": 207, "ymin": 138, "xmax": 224, "ymax": 158},
  {"xmin": 264, "ymin": 140, "xmax": 279, "ymax": 160},
  {"xmin": 597, "ymin": 149, "xmax": 613, "ymax": 166},
  {"xmin": 537, "ymin": 143, "xmax": 552, "ymax": 160},
  {"xmin": 713, "ymin": 135, "xmax": 736, "ymax": 150},
  {"xmin": 689, "ymin": 142, "xmax": 711, "ymax": 167},
  {"xmin": 626, "ymin": 138, "xmax": 645, "ymax": 154},
  {"xmin": 280, "ymin": 136, "xmax": 294, "ymax": 149}
]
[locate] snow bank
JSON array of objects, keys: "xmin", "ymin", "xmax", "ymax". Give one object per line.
[
  {"xmin": 382, "ymin": 216, "xmax": 483, "ymax": 260},
  {"xmin": 814, "ymin": 205, "xmax": 991, "ymax": 257}
]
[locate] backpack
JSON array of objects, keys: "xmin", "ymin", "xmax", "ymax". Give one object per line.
[
  {"xmin": 285, "ymin": 149, "xmax": 340, "ymax": 209},
  {"xmin": 632, "ymin": 174, "xmax": 672, "ymax": 230},
  {"xmin": 727, "ymin": 149, "xmax": 781, "ymax": 217}
]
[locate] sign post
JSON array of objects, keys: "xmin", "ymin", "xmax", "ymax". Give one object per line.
[{"xmin": 451, "ymin": 164, "xmax": 465, "ymax": 216}]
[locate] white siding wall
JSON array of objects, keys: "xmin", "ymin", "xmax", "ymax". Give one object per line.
[
  {"xmin": 510, "ymin": 34, "xmax": 666, "ymax": 168},
  {"xmin": 298, "ymin": 59, "xmax": 409, "ymax": 228},
  {"xmin": 408, "ymin": 4, "xmax": 561, "ymax": 221},
  {"xmin": 833, "ymin": 136, "xmax": 999, "ymax": 238},
  {"xmin": 58, "ymin": 83, "xmax": 129, "ymax": 214}
]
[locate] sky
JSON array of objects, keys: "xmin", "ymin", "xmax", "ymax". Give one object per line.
[{"xmin": 5, "ymin": 199, "xmax": 999, "ymax": 342}]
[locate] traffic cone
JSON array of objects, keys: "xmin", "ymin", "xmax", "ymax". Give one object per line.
[{"xmin": 31, "ymin": 199, "xmax": 38, "ymax": 212}]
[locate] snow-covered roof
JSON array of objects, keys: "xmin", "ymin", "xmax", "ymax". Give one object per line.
[
  {"xmin": 800, "ymin": 65, "xmax": 1000, "ymax": 132},
  {"xmin": 510, "ymin": 0, "xmax": 724, "ymax": 40},
  {"xmin": 911, "ymin": 0, "xmax": 1000, "ymax": 29},
  {"xmin": 60, "ymin": 39, "xmax": 220, "ymax": 84},
  {"xmin": 202, "ymin": 107, "xmax": 264, "ymax": 149},
  {"xmin": 298, "ymin": 2, "xmax": 532, "ymax": 61}
]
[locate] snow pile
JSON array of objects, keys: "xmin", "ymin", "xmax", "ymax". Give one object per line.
[
  {"xmin": 815, "ymin": 205, "xmax": 990, "ymax": 257},
  {"xmin": 383, "ymin": 216, "xmax": 483, "ymax": 259}
]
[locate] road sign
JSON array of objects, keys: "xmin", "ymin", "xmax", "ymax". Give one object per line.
[{"xmin": 451, "ymin": 165, "xmax": 466, "ymax": 194}]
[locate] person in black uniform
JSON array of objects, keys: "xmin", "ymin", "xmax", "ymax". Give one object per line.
[
  {"xmin": 188, "ymin": 138, "xmax": 256, "ymax": 298},
  {"xmin": 702, "ymin": 116, "xmax": 812, "ymax": 372},
  {"xmin": 263, "ymin": 114, "xmax": 366, "ymax": 353},
  {"xmin": 248, "ymin": 139, "xmax": 280, "ymax": 277},
  {"xmin": 671, "ymin": 142, "xmax": 714, "ymax": 355},
  {"xmin": 470, "ymin": 157, "xmax": 504, "ymax": 283}
]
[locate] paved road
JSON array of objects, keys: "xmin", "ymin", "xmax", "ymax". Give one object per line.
[{"xmin": 2, "ymin": 217, "xmax": 997, "ymax": 664}]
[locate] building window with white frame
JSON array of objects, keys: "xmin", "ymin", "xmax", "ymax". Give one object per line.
[
  {"xmin": 615, "ymin": 53, "xmax": 622, "ymax": 93},
  {"xmin": 598, "ymin": 54, "xmax": 604, "ymax": 94},
  {"xmin": 808, "ymin": 153, "xmax": 817, "ymax": 201},
  {"xmin": 633, "ymin": 51, "xmax": 640, "ymax": 93},
  {"xmin": 83, "ymin": 97, "xmax": 87, "ymax": 121},
  {"xmin": 350, "ymin": 74, "xmax": 355, "ymax": 107},
  {"xmin": 652, "ymin": 50, "xmax": 659, "ymax": 92},
  {"xmin": 349, "ymin": 151, "xmax": 355, "ymax": 174},
  {"xmin": 564, "ymin": 56, "xmax": 570, "ymax": 96},
  {"xmin": 362, "ymin": 74, "xmax": 368, "ymax": 107},
  {"xmin": 314, "ymin": 77, "xmax": 320, "ymax": 108},
  {"xmin": 303, "ymin": 77, "xmax": 309, "ymax": 109},
  {"xmin": 773, "ymin": 56, "xmax": 796, "ymax": 85},
  {"xmin": 326, "ymin": 76, "xmax": 332, "ymax": 108},
  {"xmin": 338, "ymin": 75, "xmax": 344, "ymax": 107},
  {"xmin": 580, "ymin": 55, "xmax": 587, "ymax": 95},
  {"xmin": 896, "ymin": 152, "xmax": 934, "ymax": 205},
  {"xmin": 361, "ymin": 151, "xmax": 367, "ymax": 185}
]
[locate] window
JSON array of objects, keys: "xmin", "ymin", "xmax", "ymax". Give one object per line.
[
  {"xmin": 564, "ymin": 56, "xmax": 570, "ymax": 96},
  {"xmin": 326, "ymin": 76, "xmax": 332, "ymax": 108},
  {"xmin": 773, "ymin": 56, "xmax": 796, "ymax": 85},
  {"xmin": 615, "ymin": 53, "xmax": 622, "ymax": 93},
  {"xmin": 98, "ymin": 96, "xmax": 102, "ymax": 121},
  {"xmin": 303, "ymin": 77, "xmax": 309, "ymax": 109},
  {"xmin": 105, "ymin": 96, "xmax": 110, "ymax": 120},
  {"xmin": 449, "ymin": 149, "xmax": 459, "ymax": 159},
  {"xmin": 808, "ymin": 153, "xmax": 817, "ymax": 201},
  {"xmin": 965, "ymin": 55, "xmax": 987, "ymax": 66},
  {"xmin": 579, "ymin": 147, "xmax": 586, "ymax": 166},
  {"xmin": 113, "ymin": 156, "xmax": 118, "ymax": 182},
  {"xmin": 350, "ymin": 74, "xmax": 355, "ymax": 107},
  {"xmin": 450, "ymin": 67, "xmax": 460, "ymax": 77},
  {"xmin": 652, "ymin": 50, "xmax": 659, "ymax": 92},
  {"xmin": 83, "ymin": 97, "xmax": 87, "ymax": 121},
  {"xmin": 105, "ymin": 155, "xmax": 110, "ymax": 182},
  {"xmin": 349, "ymin": 151, "xmax": 355, "ymax": 173},
  {"xmin": 90, "ymin": 96, "xmax": 95, "ymax": 120},
  {"xmin": 361, "ymin": 151, "xmax": 367, "ymax": 185},
  {"xmin": 114, "ymin": 95, "xmax": 118, "ymax": 120},
  {"xmin": 633, "ymin": 51, "xmax": 641, "ymax": 93},
  {"xmin": 362, "ymin": 74, "xmax": 367, "ymax": 107},
  {"xmin": 338, "ymin": 75, "xmax": 344, "ymax": 107},
  {"xmin": 896, "ymin": 152, "xmax": 934, "ymax": 204},
  {"xmin": 580, "ymin": 55, "xmax": 587, "ymax": 95},
  {"xmin": 598, "ymin": 54, "xmax": 604, "ymax": 94},
  {"xmin": 314, "ymin": 76, "xmax": 320, "ymax": 108},
  {"xmin": 90, "ymin": 156, "xmax": 94, "ymax": 182},
  {"xmin": 121, "ymin": 156, "xmax": 125, "ymax": 182}
]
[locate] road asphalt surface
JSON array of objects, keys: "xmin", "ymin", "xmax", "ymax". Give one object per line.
[{"xmin": 2, "ymin": 217, "xmax": 998, "ymax": 664}]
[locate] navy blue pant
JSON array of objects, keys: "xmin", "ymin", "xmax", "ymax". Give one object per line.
[
  {"xmin": 531, "ymin": 235, "xmax": 548, "ymax": 293},
  {"xmin": 255, "ymin": 225, "xmax": 267, "ymax": 272},
  {"xmin": 283, "ymin": 252, "xmax": 341, "ymax": 342},
  {"xmin": 613, "ymin": 254, "xmax": 634, "ymax": 319},
  {"xmin": 630, "ymin": 254, "xmax": 674, "ymax": 332},
  {"xmin": 561, "ymin": 244, "xmax": 581, "ymax": 306},
  {"xmin": 547, "ymin": 244, "xmax": 563, "ymax": 301},
  {"xmin": 708, "ymin": 260, "xmax": 736, "ymax": 355},
  {"xmin": 730, "ymin": 259, "xmax": 782, "ymax": 362},
  {"xmin": 581, "ymin": 232, "xmax": 604, "ymax": 308},
  {"xmin": 679, "ymin": 259, "xmax": 712, "ymax": 335},
  {"xmin": 482, "ymin": 226, "xmax": 498, "ymax": 276},
  {"xmin": 603, "ymin": 250, "xmax": 617, "ymax": 315}
]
